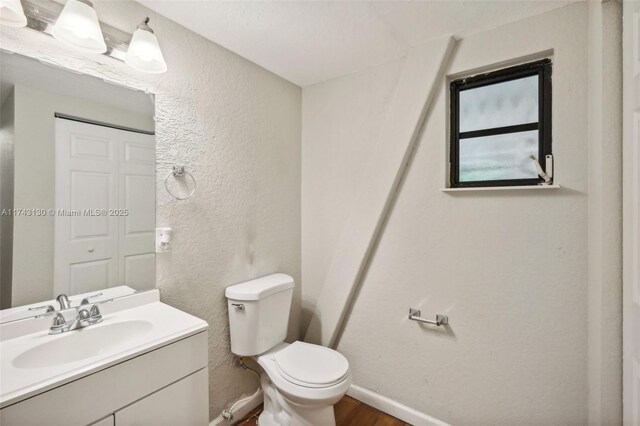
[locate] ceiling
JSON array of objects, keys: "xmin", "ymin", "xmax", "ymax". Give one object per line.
[{"xmin": 139, "ymin": 0, "xmax": 577, "ymax": 87}]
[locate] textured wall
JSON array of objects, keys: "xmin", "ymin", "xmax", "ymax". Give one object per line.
[
  {"xmin": 302, "ymin": 3, "xmax": 601, "ymax": 424},
  {"xmin": 0, "ymin": 1, "xmax": 301, "ymax": 420}
]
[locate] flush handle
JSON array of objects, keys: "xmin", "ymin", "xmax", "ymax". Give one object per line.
[{"xmin": 231, "ymin": 303, "xmax": 245, "ymax": 311}]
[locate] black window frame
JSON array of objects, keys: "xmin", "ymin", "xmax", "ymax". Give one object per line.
[{"xmin": 449, "ymin": 59, "xmax": 552, "ymax": 188}]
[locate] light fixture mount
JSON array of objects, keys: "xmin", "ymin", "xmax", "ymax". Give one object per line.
[
  {"xmin": 20, "ymin": 0, "xmax": 131, "ymax": 61},
  {"xmin": 137, "ymin": 17, "xmax": 153, "ymax": 34}
]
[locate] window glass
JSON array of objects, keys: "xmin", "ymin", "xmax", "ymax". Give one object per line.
[
  {"xmin": 459, "ymin": 75, "xmax": 538, "ymax": 132},
  {"xmin": 459, "ymin": 130, "xmax": 539, "ymax": 182},
  {"xmin": 450, "ymin": 59, "xmax": 552, "ymax": 187}
]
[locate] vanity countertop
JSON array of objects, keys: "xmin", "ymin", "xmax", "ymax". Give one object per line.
[
  {"xmin": 0, "ymin": 286, "xmax": 138, "ymax": 324},
  {"xmin": 0, "ymin": 290, "xmax": 208, "ymax": 409}
]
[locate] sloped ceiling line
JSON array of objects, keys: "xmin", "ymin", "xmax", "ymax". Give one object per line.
[{"xmin": 304, "ymin": 35, "xmax": 457, "ymax": 347}]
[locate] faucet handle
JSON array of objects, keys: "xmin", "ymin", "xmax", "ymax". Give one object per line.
[
  {"xmin": 77, "ymin": 308, "xmax": 91, "ymax": 320},
  {"xmin": 52, "ymin": 312, "xmax": 66, "ymax": 326},
  {"xmin": 80, "ymin": 292, "xmax": 104, "ymax": 305},
  {"xmin": 49, "ymin": 313, "xmax": 67, "ymax": 334},
  {"xmin": 89, "ymin": 304, "xmax": 101, "ymax": 317},
  {"xmin": 88, "ymin": 304, "xmax": 104, "ymax": 324},
  {"xmin": 74, "ymin": 308, "xmax": 94, "ymax": 327},
  {"xmin": 29, "ymin": 304, "xmax": 56, "ymax": 317}
]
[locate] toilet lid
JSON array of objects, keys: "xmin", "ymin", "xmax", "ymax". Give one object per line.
[{"xmin": 274, "ymin": 341, "xmax": 349, "ymax": 388}]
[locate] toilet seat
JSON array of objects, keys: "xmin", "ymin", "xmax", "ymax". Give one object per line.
[
  {"xmin": 273, "ymin": 341, "xmax": 350, "ymax": 388},
  {"xmin": 256, "ymin": 341, "xmax": 352, "ymax": 407}
]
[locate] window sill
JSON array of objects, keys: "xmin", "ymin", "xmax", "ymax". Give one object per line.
[{"xmin": 440, "ymin": 184, "xmax": 560, "ymax": 192}]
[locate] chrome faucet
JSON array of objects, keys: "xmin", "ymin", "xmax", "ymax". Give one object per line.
[
  {"xmin": 49, "ymin": 303, "xmax": 104, "ymax": 335},
  {"xmin": 56, "ymin": 294, "xmax": 72, "ymax": 310}
]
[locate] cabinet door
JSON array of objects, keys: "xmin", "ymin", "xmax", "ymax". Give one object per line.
[{"xmin": 115, "ymin": 368, "xmax": 208, "ymax": 426}]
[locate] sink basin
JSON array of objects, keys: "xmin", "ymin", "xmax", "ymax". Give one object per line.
[
  {"xmin": 1, "ymin": 291, "xmax": 209, "ymax": 409},
  {"xmin": 13, "ymin": 320, "xmax": 153, "ymax": 369}
]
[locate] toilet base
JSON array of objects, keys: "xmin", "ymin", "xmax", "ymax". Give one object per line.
[{"xmin": 258, "ymin": 373, "xmax": 336, "ymax": 426}]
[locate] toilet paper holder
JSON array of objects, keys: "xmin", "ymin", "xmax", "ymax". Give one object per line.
[{"xmin": 408, "ymin": 308, "xmax": 448, "ymax": 326}]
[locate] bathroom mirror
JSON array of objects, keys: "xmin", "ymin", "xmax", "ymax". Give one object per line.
[{"xmin": 0, "ymin": 51, "xmax": 156, "ymax": 322}]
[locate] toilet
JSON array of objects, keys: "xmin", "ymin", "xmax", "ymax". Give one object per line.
[{"xmin": 226, "ymin": 273, "xmax": 352, "ymax": 426}]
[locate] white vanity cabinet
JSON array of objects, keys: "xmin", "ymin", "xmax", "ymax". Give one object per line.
[
  {"xmin": 115, "ymin": 368, "xmax": 208, "ymax": 426},
  {"xmin": 0, "ymin": 293, "xmax": 209, "ymax": 426},
  {"xmin": 0, "ymin": 331, "xmax": 208, "ymax": 426}
]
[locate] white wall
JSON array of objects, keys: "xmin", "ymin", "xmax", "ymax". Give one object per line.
[
  {"xmin": 622, "ymin": 2, "xmax": 639, "ymax": 424},
  {"xmin": 301, "ymin": 56, "xmax": 405, "ymax": 315},
  {"xmin": 587, "ymin": 1, "xmax": 623, "ymax": 423},
  {"xmin": 0, "ymin": 0, "xmax": 301, "ymax": 421},
  {"xmin": 302, "ymin": 3, "xmax": 620, "ymax": 424}
]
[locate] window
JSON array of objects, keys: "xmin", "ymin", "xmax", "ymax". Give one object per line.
[{"xmin": 449, "ymin": 59, "xmax": 552, "ymax": 188}]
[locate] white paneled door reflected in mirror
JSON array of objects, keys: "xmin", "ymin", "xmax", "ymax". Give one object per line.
[{"xmin": 0, "ymin": 52, "xmax": 156, "ymax": 323}]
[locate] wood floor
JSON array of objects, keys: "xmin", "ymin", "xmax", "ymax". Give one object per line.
[{"xmin": 234, "ymin": 396, "xmax": 411, "ymax": 426}]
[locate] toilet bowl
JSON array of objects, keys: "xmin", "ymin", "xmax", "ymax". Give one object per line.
[
  {"xmin": 226, "ymin": 274, "xmax": 351, "ymax": 426},
  {"xmin": 256, "ymin": 342, "xmax": 352, "ymax": 425}
]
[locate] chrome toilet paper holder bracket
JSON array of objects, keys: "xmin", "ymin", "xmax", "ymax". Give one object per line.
[{"xmin": 408, "ymin": 308, "xmax": 448, "ymax": 326}]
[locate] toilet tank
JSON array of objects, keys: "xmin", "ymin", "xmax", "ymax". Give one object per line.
[{"xmin": 225, "ymin": 273, "xmax": 294, "ymax": 356}]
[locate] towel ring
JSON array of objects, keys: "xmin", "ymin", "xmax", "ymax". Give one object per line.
[{"xmin": 165, "ymin": 166, "xmax": 196, "ymax": 200}]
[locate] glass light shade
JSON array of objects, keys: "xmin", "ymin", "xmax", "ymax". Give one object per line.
[
  {"xmin": 125, "ymin": 27, "xmax": 167, "ymax": 74},
  {"xmin": 0, "ymin": 0, "xmax": 27, "ymax": 27},
  {"xmin": 52, "ymin": 0, "xmax": 106, "ymax": 54}
]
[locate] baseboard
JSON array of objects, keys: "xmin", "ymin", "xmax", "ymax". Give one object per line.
[
  {"xmin": 209, "ymin": 390, "xmax": 263, "ymax": 426},
  {"xmin": 347, "ymin": 384, "xmax": 450, "ymax": 426},
  {"xmin": 209, "ymin": 383, "xmax": 446, "ymax": 426}
]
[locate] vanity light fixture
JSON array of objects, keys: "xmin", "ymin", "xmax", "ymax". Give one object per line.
[
  {"xmin": 0, "ymin": 0, "xmax": 27, "ymax": 27},
  {"xmin": 11, "ymin": 0, "xmax": 167, "ymax": 73},
  {"xmin": 125, "ymin": 17, "xmax": 167, "ymax": 74},
  {"xmin": 52, "ymin": 0, "xmax": 106, "ymax": 54}
]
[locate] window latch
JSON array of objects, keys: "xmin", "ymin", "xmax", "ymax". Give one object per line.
[{"xmin": 530, "ymin": 155, "xmax": 553, "ymax": 185}]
